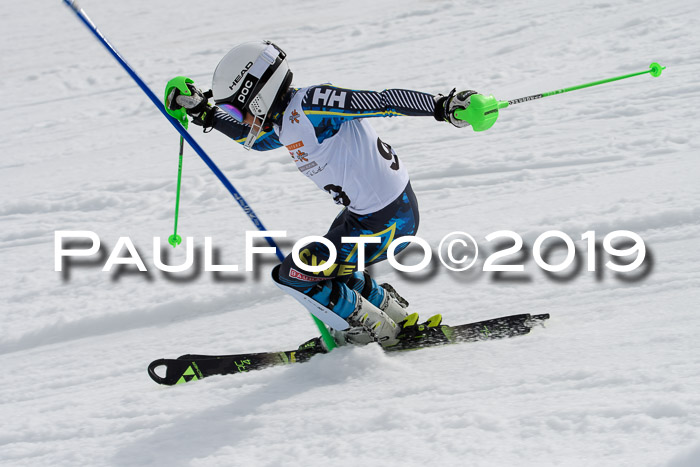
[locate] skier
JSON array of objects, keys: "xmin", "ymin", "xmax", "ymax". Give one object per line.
[{"xmin": 165, "ymin": 40, "xmax": 478, "ymax": 348}]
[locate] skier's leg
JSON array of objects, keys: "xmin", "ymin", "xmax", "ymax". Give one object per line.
[
  {"xmin": 274, "ymin": 182, "xmax": 421, "ymax": 345},
  {"xmin": 272, "ymin": 265, "xmax": 400, "ymax": 347},
  {"xmin": 340, "ymin": 182, "xmax": 421, "ymax": 323},
  {"xmin": 275, "ymin": 240, "xmax": 407, "ymax": 347}
]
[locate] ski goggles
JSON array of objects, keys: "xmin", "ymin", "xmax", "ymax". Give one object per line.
[
  {"xmin": 218, "ymin": 102, "xmax": 245, "ymax": 122},
  {"xmin": 218, "ymin": 101, "xmax": 268, "ymax": 150}
]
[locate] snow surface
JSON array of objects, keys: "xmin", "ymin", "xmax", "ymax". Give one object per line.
[{"xmin": 2, "ymin": 0, "xmax": 700, "ymax": 466}]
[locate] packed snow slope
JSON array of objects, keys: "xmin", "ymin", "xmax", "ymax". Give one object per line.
[{"xmin": 2, "ymin": 0, "xmax": 700, "ymax": 466}]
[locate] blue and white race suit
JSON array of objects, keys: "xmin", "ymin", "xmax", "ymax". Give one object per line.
[{"xmin": 211, "ymin": 85, "xmax": 436, "ymax": 321}]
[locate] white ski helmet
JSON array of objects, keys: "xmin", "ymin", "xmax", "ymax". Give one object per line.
[{"xmin": 212, "ymin": 41, "xmax": 293, "ymax": 149}]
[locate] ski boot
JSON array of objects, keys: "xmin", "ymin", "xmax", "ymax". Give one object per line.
[
  {"xmin": 330, "ymin": 326, "xmax": 374, "ymax": 346},
  {"xmin": 380, "ymin": 283, "xmax": 409, "ymax": 308},
  {"xmin": 345, "ymin": 292, "xmax": 402, "ymax": 348},
  {"xmin": 378, "ymin": 284, "xmax": 410, "ymax": 324},
  {"xmin": 331, "ymin": 284, "xmax": 410, "ymax": 347},
  {"xmin": 333, "ymin": 286, "xmax": 442, "ymax": 348}
]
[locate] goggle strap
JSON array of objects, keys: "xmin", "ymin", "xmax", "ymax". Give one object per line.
[
  {"xmin": 248, "ymin": 44, "xmax": 280, "ymax": 79},
  {"xmin": 243, "ymin": 114, "xmax": 267, "ymax": 150}
]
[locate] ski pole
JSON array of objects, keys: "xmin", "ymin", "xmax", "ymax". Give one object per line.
[
  {"xmin": 63, "ymin": 0, "xmax": 337, "ymax": 350},
  {"xmin": 164, "ymin": 79, "xmax": 190, "ymax": 249},
  {"xmin": 455, "ymin": 62, "xmax": 666, "ymax": 131},
  {"xmin": 163, "ymin": 81, "xmax": 190, "ymax": 249}
]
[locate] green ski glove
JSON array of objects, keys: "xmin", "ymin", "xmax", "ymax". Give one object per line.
[{"xmin": 164, "ymin": 76, "xmax": 216, "ymax": 129}]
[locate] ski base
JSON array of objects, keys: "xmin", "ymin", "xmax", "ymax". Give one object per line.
[{"xmin": 148, "ymin": 313, "xmax": 549, "ymax": 386}]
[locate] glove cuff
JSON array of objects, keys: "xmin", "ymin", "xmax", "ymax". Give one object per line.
[
  {"xmin": 433, "ymin": 89, "xmax": 456, "ymax": 123},
  {"xmin": 191, "ymin": 105, "xmax": 217, "ymax": 130},
  {"xmin": 433, "ymin": 95, "xmax": 447, "ymax": 122}
]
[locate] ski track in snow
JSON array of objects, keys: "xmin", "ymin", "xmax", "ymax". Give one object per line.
[{"xmin": 1, "ymin": 0, "xmax": 700, "ymax": 465}]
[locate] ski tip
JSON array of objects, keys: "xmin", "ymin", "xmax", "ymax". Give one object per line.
[{"xmin": 527, "ymin": 313, "xmax": 550, "ymax": 328}]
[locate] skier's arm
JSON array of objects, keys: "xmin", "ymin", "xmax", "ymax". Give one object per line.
[
  {"xmin": 164, "ymin": 80, "xmax": 282, "ymax": 151},
  {"xmin": 301, "ymin": 85, "xmax": 437, "ymax": 122},
  {"xmin": 301, "ymin": 85, "xmax": 479, "ymax": 135},
  {"xmin": 210, "ymin": 110, "xmax": 283, "ymax": 151}
]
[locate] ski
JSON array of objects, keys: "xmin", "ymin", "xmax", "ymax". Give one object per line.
[{"xmin": 148, "ymin": 313, "xmax": 549, "ymax": 386}]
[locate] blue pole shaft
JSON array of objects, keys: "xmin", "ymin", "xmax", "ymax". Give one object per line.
[
  {"xmin": 63, "ymin": 0, "xmax": 336, "ymax": 349},
  {"xmin": 63, "ymin": 0, "xmax": 281, "ymax": 258}
]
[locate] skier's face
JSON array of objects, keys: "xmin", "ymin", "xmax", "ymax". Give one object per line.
[{"xmin": 243, "ymin": 112, "xmax": 255, "ymax": 125}]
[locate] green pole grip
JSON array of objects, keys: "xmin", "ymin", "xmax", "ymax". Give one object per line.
[
  {"xmin": 453, "ymin": 94, "xmax": 510, "ymax": 131},
  {"xmin": 164, "ymin": 76, "xmax": 193, "ymax": 130}
]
